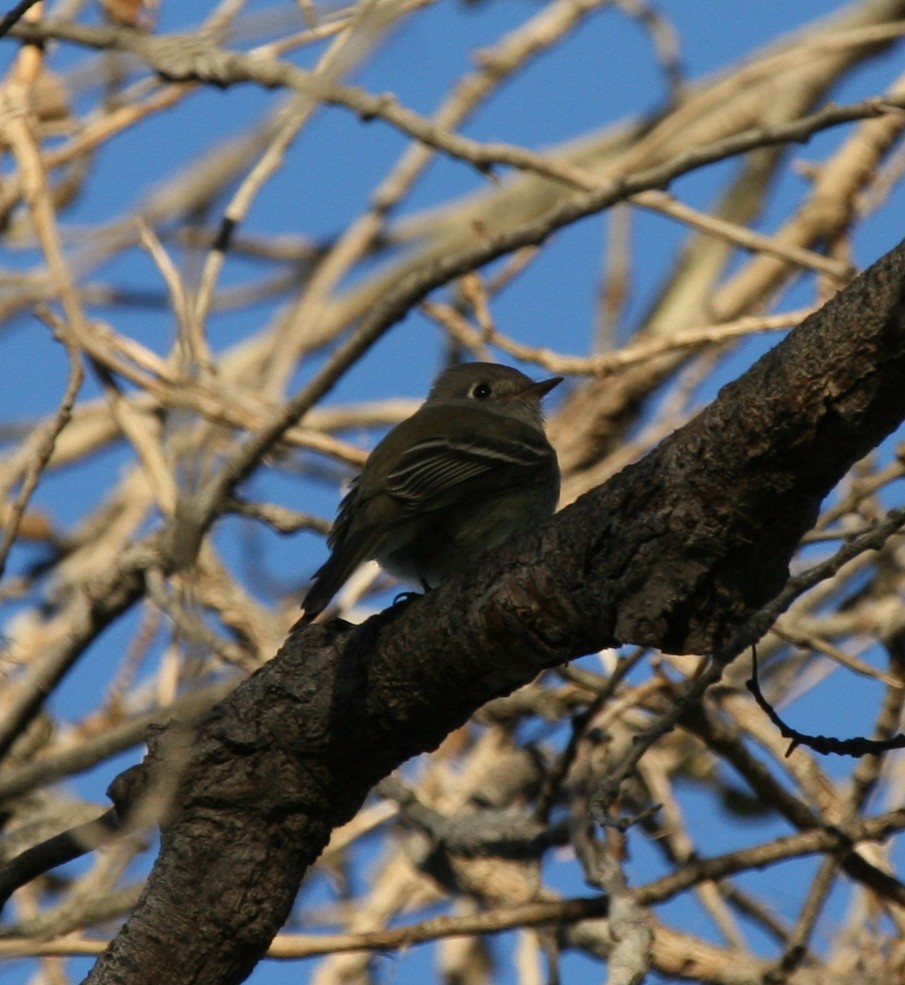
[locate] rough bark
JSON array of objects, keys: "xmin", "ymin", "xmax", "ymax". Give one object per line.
[{"xmin": 85, "ymin": 236, "xmax": 905, "ymax": 984}]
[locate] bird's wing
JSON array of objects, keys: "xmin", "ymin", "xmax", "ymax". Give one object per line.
[
  {"xmin": 385, "ymin": 433, "xmax": 555, "ymax": 513},
  {"xmin": 300, "ymin": 406, "xmax": 557, "ymax": 620}
]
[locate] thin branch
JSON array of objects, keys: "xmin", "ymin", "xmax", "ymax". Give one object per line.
[
  {"xmin": 0, "ymin": 895, "xmax": 610, "ymax": 960},
  {"xmin": 635, "ymin": 809, "xmax": 905, "ymax": 905},
  {"xmin": 10, "ymin": 20, "xmax": 905, "ymax": 197},
  {"xmin": 0, "ymin": 321, "xmax": 83, "ymax": 580},
  {"xmin": 747, "ymin": 647, "xmax": 905, "ymax": 758},
  {"xmin": 0, "ymin": 0, "xmax": 41, "ymax": 39}
]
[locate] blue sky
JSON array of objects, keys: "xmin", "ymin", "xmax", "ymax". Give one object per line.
[{"xmin": 2, "ymin": 1, "xmax": 905, "ymax": 982}]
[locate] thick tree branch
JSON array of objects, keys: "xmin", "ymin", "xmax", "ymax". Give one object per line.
[{"xmin": 75, "ymin": 236, "xmax": 905, "ymax": 984}]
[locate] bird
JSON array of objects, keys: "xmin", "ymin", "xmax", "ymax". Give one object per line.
[{"xmin": 299, "ymin": 362, "xmax": 562, "ymax": 622}]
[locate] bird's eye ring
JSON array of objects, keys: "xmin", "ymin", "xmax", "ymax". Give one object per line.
[{"xmin": 471, "ymin": 382, "xmax": 492, "ymax": 399}]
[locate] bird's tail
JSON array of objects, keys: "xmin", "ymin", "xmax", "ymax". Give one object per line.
[{"xmin": 299, "ymin": 531, "xmax": 383, "ymax": 623}]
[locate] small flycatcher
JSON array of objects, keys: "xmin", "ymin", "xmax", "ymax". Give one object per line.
[{"xmin": 300, "ymin": 362, "xmax": 561, "ymax": 621}]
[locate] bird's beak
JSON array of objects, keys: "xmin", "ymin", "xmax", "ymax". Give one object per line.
[{"xmin": 518, "ymin": 376, "xmax": 563, "ymax": 401}]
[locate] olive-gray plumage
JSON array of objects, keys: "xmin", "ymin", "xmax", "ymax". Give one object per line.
[{"xmin": 300, "ymin": 363, "xmax": 561, "ymax": 621}]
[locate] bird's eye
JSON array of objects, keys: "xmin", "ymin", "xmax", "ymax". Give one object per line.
[{"xmin": 471, "ymin": 382, "xmax": 493, "ymax": 399}]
